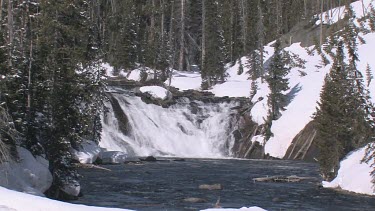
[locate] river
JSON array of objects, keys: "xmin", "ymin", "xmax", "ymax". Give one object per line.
[{"xmin": 75, "ymin": 159, "xmax": 375, "ymax": 211}]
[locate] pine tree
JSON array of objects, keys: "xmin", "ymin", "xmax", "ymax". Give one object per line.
[
  {"xmin": 315, "ymin": 37, "xmax": 374, "ymax": 181},
  {"xmin": 201, "ymin": 0, "xmax": 225, "ymax": 89},
  {"xmin": 314, "ymin": 41, "xmax": 349, "ymax": 181},
  {"xmin": 266, "ymin": 39, "xmax": 290, "ymax": 121},
  {"xmin": 37, "ymin": 0, "xmax": 101, "ymax": 198},
  {"xmin": 366, "ymin": 64, "xmax": 373, "ymax": 87}
]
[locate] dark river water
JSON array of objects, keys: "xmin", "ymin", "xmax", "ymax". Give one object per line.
[{"xmin": 75, "ymin": 159, "xmax": 375, "ymax": 211}]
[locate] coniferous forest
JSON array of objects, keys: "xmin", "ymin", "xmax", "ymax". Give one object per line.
[{"xmin": 1, "ymin": 0, "xmax": 375, "ymax": 206}]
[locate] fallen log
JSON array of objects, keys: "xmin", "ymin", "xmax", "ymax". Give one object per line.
[
  {"xmin": 75, "ymin": 163, "xmax": 112, "ymax": 171},
  {"xmin": 252, "ymin": 175, "xmax": 316, "ymax": 183}
]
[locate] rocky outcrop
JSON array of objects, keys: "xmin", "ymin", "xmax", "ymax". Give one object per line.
[
  {"xmin": 106, "ymin": 94, "xmax": 131, "ymax": 135},
  {"xmin": 279, "ymin": 16, "xmax": 347, "ymax": 48},
  {"xmin": 284, "ymin": 121, "xmax": 319, "ymax": 162},
  {"xmin": 231, "ymin": 115, "xmax": 264, "ymax": 159}
]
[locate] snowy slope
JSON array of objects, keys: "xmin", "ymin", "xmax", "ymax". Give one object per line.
[
  {"xmin": 323, "ymin": 144, "xmax": 375, "ymax": 195},
  {"xmin": 316, "ymin": 0, "xmax": 374, "ymax": 25}
]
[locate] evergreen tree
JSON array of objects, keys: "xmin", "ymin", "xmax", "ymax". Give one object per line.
[
  {"xmin": 366, "ymin": 64, "xmax": 373, "ymax": 87},
  {"xmin": 266, "ymin": 39, "xmax": 290, "ymax": 121},
  {"xmin": 201, "ymin": 0, "xmax": 226, "ymax": 89},
  {"xmin": 314, "ymin": 41, "xmax": 349, "ymax": 181},
  {"xmin": 315, "ymin": 38, "xmax": 374, "ymax": 181},
  {"xmin": 36, "ymin": 0, "xmax": 104, "ymax": 198}
]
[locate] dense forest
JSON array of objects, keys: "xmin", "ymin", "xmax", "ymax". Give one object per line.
[{"xmin": 0, "ymin": 0, "xmax": 374, "ymax": 200}]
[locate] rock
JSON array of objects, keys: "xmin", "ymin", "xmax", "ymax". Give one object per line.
[
  {"xmin": 183, "ymin": 197, "xmax": 207, "ymax": 203},
  {"xmin": 173, "ymin": 158, "xmax": 186, "ymax": 162},
  {"xmin": 198, "ymin": 184, "xmax": 222, "ymax": 190},
  {"xmin": 61, "ymin": 182, "xmax": 81, "ymax": 198},
  {"xmin": 99, "ymin": 151, "xmax": 128, "ymax": 164},
  {"xmin": 141, "ymin": 156, "xmax": 157, "ymax": 162},
  {"xmin": 272, "ymin": 197, "xmax": 283, "ymax": 202},
  {"xmin": 0, "ymin": 147, "xmax": 53, "ymax": 196}
]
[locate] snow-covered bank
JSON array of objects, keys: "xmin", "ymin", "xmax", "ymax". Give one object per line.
[
  {"xmin": 139, "ymin": 86, "xmax": 170, "ymax": 100},
  {"xmin": 202, "ymin": 207, "xmax": 266, "ymax": 211},
  {"xmin": 71, "ymin": 141, "xmax": 102, "ymax": 164},
  {"xmin": 0, "ymin": 187, "xmax": 130, "ymax": 211},
  {"xmin": 323, "ymin": 145, "xmax": 375, "ymax": 195},
  {"xmin": 0, "ymin": 147, "xmax": 52, "ymax": 196}
]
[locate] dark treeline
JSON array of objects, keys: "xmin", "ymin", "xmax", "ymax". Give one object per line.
[{"xmin": 100, "ymin": 0, "xmax": 352, "ymax": 87}]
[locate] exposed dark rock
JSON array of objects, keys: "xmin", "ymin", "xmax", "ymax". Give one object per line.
[
  {"xmin": 107, "ymin": 94, "xmax": 130, "ymax": 135},
  {"xmin": 140, "ymin": 156, "xmax": 157, "ymax": 162},
  {"xmin": 231, "ymin": 114, "xmax": 265, "ymax": 159},
  {"xmin": 284, "ymin": 121, "xmax": 319, "ymax": 162},
  {"xmin": 279, "ymin": 16, "xmax": 347, "ymax": 48}
]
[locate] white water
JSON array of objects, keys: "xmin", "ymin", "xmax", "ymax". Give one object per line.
[{"xmin": 100, "ymin": 89, "xmax": 239, "ymax": 158}]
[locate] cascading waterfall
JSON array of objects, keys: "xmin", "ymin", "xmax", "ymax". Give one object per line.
[{"xmin": 100, "ymin": 88, "xmax": 239, "ymax": 158}]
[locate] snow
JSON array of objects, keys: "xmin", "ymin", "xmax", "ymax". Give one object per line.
[
  {"xmin": 0, "ymin": 187, "xmax": 131, "ymax": 211},
  {"xmin": 323, "ymin": 144, "xmax": 375, "ymax": 195},
  {"xmin": 71, "ymin": 141, "xmax": 102, "ymax": 164},
  {"xmin": 202, "ymin": 207, "xmax": 266, "ymax": 211},
  {"xmin": 315, "ymin": 0, "xmax": 374, "ymax": 25},
  {"xmin": 264, "ymin": 43, "xmax": 327, "ymax": 158},
  {"xmin": 168, "ymin": 70, "xmax": 202, "ymax": 91},
  {"xmin": 0, "ymin": 147, "xmax": 52, "ymax": 196},
  {"xmin": 139, "ymin": 86, "xmax": 170, "ymax": 100},
  {"xmin": 99, "ymin": 151, "xmax": 128, "ymax": 164}
]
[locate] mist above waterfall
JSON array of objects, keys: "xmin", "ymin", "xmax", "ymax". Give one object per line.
[{"xmin": 100, "ymin": 88, "xmax": 239, "ymax": 158}]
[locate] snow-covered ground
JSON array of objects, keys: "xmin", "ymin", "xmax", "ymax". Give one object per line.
[
  {"xmin": 0, "ymin": 187, "xmax": 130, "ymax": 211},
  {"xmin": 0, "ymin": 147, "xmax": 52, "ymax": 196},
  {"xmin": 323, "ymin": 144, "xmax": 375, "ymax": 195},
  {"xmin": 139, "ymin": 86, "xmax": 170, "ymax": 100}
]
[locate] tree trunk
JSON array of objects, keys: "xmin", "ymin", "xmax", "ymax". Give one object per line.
[
  {"xmin": 229, "ymin": 2, "xmax": 234, "ymax": 62},
  {"xmin": 0, "ymin": 0, "xmax": 3, "ymax": 21},
  {"xmin": 320, "ymin": 0, "xmax": 324, "ymax": 47},
  {"xmin": 201, "ymin": 0, "xmax": 206, "ymax": 72},
  {"xmin": 160, "ymin": 0, "xmax": 165, "ymax": 45},
  {"xmin": 361, "ymin": 0, "xmax": 366, "ymax": 17},
  {"xmin": 178, "ymin": 0, "xmax": 185, "ymax": 72},
  {"xmin": 241, "ymin": 0, "xmax": 247, "ymax": 53},
  {"xmin": 7, "ymin": 0, "xmax": 13, "ymax": 67}
]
